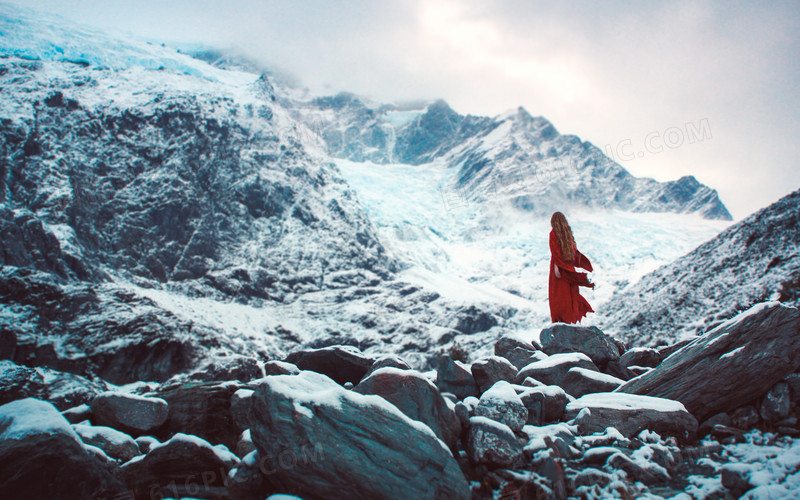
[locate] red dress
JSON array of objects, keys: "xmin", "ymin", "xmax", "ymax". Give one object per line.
[{"xmin": 548, "ymin": 230, "xmax": 594, "ymax": 323}]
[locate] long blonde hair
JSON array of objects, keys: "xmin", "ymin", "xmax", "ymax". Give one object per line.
[{"xmin": 551, "ymin": 211, "xmax": 575, "ymax": 262}]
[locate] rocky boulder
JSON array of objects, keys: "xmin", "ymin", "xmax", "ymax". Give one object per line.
[
  {"xmin": 495, "ymin": 334, "xmax": 542, "ymax": 358},
  {"xmin": 283, "ymin": 345, "xmax": 374, "ymax": 385},
  {"xmin": 471, "ymin": 356, "xmax": 518, "ymax": 394},
  {"xmin": 436, "ymin": 355, "xmax": 479, "ymax": 399},
  {"xmin": 363, "ymin": 354, "xmax": 412, "ymax": 378},
  {"xmin": 565, "ymin": 393, "xmax": 698, "ymax": 440},
  {"xmin": 474, "ymin": 381, "xmax": 528, "ymax": 432},
  {"xmin": 519, "ymin": 386, "xmax": 569, "ymax": 425},
  {"xmin": 617, "ymin": 302, "xmax": 800, "ymax": 421},
  {"xmin": 516, "ymin": 353, "xmax": 598, "ymax": 387},
  {"xmin": 466, "ymin": 416, "xmax": 524, "ymax": 469},
  {"xmin": 91, "ymin": 391, "xmax": 169, "ymax": 435},
  {"xmin": 238, "ymin": 371, "xmax": 470, "ymax": 500},
  {"xmin": 120, "ymin": 433, "xmax": 239, "ymax": 499},
  {"xmin": 354, "ymin": 366, "xmax": 460, "ymax": 449},
  {"xmin": 619, "ymin": 347, "xmax": 662, "ymax": 369},
  {"xmin": 560, "ymin": 368, "xmax": 625, "ymax": 398},
  {"xmin": 0, "ymin": 398, "xmax": 125, "ymax": 498},
  {"xmin": 540, "ymin": 324, "xmax": 621, "ymax": 369},
  {"xmin": 73, "ymin": 423, "xmax": 140, "ymax": 462}
]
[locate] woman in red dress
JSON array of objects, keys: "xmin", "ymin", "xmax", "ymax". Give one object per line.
[{"xmin": 548, "ymin": 211, "xmax": 595, "ymax": 323}]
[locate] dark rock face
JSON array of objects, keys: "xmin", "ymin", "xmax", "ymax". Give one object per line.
[
  {"xmin": 91, "ymin": 392, "xmax": 169, "ymax": 436},
  {"xmin": 437, "ymin": 355, "xmax": 480, "ymax": 399},
  {"xmin": 617, "ymin": 303, "xmax": 800, "ymax": 421},
  {"xmin": 73, "ymin": 423, "xmax": 140, "ymax": 462},
  {"xmin": 0, "ymin": 398, "xmax": 125, "ymax": 499},
  {"xmin": 519, "ymin": 386, "xmax": 569, "ymax": 424},
  {"xmin": 363, "ymin": 354, "xmax": 412, "ymax": 378},
  {"xmin": 471, "ymin": 356, "xmax": 518, "ymax": 394},
  {"xmin": 619, "ymin": 347, "xmax": 662, "ymax": 369},
  {"xmin": 237, "ymin": 371, "xmax": 470, "ymax": 500},
  {"xmin": 120, "ymin": 433, "xmax": 238, "ymax": 499},
  {"xmin": 466, "ymin": 416, "xmax": 524, "ymax": 469},
  {"xmin": 0, "ymin": 359, "xmax": 48, "ymax": 405},
  {"xmin": 148, "ymin": 381, "xmax": 244, "ymax": 451},
  {"xmin": 283, "ymin": 345, "xmax": 374, "ymax": 386},
  {"xmin": 560, "ymin": 368, "xmax": 624, "ymax": 398},
  {"xmin": 760, "ymin": 382, "xmax": 793, "ymax": 423},
  {"xmin": 540, "ymin": 324, "xmax": 621, "ymax": 369},
  {"xmin": 354, "ymin": 366, "xmax": 460, "ymax": 449}
]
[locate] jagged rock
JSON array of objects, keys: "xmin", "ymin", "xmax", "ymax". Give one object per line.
[
  {"xmin": 619, "ymin": 347, "xmax": 662, "ymax": 369},
  {"xmin": 354, "ymin": 366, "xmax": 460, "ymax": 448},
  {"xmin": 0, "ymin": 359, "xmax": 47, "ymax": 405},
  {"xmin": 283, "ymin": 345, "xmax": 374, "ymax": 385},
  {"xmin": 91, "ymin": 391, "xmax": 169, "ymax": 435},
  {"xmin": 760, "ymin": 381, "xmax": 793, "ymax": 423},
  {"xmin": 37, "ymin": 367, "xmax": 109, "ymax": 410},
  {"xmin": 516, "ymin": 352, "xmax": 598, "ymax": 386},
  {"xmin": 731, "ymin": 406, "xmax": 760, "ymax": 430},
  {"xmin": 236, "ymin": 429, "xmax": 256, "ymax": 459},
  {"xmin": 540, "ymin": 324, "xmax": 620, "ymax": 368},
  {"xmin": 602, "ymin": 359, "xmax": 635, "ymax": 381},
  {"xmin": 617, "ymin": 303, "xmax": 800, "ymax": 421},
  {"xmin": 471, "ymin": 356, "xmax": 518, "ymax": 394},
  {"xmin": 436, "ymin": 355, "xmax": 479, "ymax": 399},
  {"xmin": 148, "ymin": 380, "xmax": 243, "ymax": 450},
  {"xmin": 363, "ymin": 354, "xmax": 412, "ymax": 378},
  {"xmin": 519, "ymin": 386, "xmax": 569, "ymax": 424},
  {"xmin": 263, "ymin": 360, "xmax": 300, "ymax": 376},
  {"xmin": 565, "ymin": 393, "xmax": 698, "ymax": 440},
  {"xmin": 228, "ymin": 451, "xmax": 269, "ymax": 500},
  {"xmin": 237, "ymin": 371, "xmax": 470, "ymax": 500},
  {"xmin": 494, "ymin": 334, "xmax": 542, "ymax": 359},
  {"xmin": 229, "ymin": 388, "xmax": 255, "ymax": 431},
  {"xmin": 656, "ymin": 338, "xmax": 696, "ymax": 360},
  {"xmin": 571, "ymin": 467, "xmax": 613, "ymax": 489},
  {"xmin": 711, "ymin": 424, "xmax": 746, "ymax": 443},
  {"xmin": 120, "ymin": 433, "xmax": 239, "ymax": 499},
  {"xmin": 699, "ymin": 412, "xmax": 732, "ymax": 436},
  {"xmin": 474, "ymin": 381, "xmax": 528, "ymax": 432},
  {"xmin": 503, "ymin": 347, "xmax": 548, "ymax": 371},
  {"xmin": 521, "ymin": 376, "xmax": 546, "ymax": 388},
  {"xmin": 466, "ymin": 416, "xmax": 524, "ymax": 469},
  {"xmin": 560, "ymin": 367, "xmax": 624, "ymax": 398},
  {"xmin": 628, "ymin": 366, "xmax": 652, "ymax": 377},
  {"xmin": 73, "ymin": 423, "xmax": 140, "ymax": 462},
  {"xmin": 186, "ymin": 355, "xmax": 265, "ymax": 383},
  {"xmin": 0, "ymin": 398, "xmax": 125, "ymax": 498}
]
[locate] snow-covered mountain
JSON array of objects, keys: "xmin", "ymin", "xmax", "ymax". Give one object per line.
[
  {"xmin": 598, "ymin": 188, "xmax": 800, "ymax": 347},
  {"xmin": 0, "ymin": 3, "xmax": 736, "ymax": 386}
]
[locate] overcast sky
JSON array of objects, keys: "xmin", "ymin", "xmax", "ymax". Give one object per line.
[{"xmin": 16, "ymin": 0, "xmax": 800, "ymax": 220}]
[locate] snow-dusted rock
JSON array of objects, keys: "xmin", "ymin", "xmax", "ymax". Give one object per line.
[
  {"xmin": 436, "ymin": 355, "xmax": 479, "ymax": 399},
  {"xmin": 565, "ymin": 393, "xmax": 698, "ymax": 440},
  {"xmin": 62, "ymin": 403, "xmax": 92, "ymax": 424},
  {"xmin": 0, "ymin": 360, "xmax": 47, "ymax": 406},
  {"xmin": 504, "ymin": 348, "xmax": 549, "ymax": 371},
  {"xmin": 471, "ymin": 356, "xmax": 518, "ymax": 394},
  {"xmin": 474, "ymin": 381, "xmax": 528, "ymax": 432},
  {"xmin": 560, "ymin": 367, "xmax": 624, "ymax": 398},
  {"xmin": 607, "ymin": 451, "xmax": 670, "ymax": 485},
  {"xmin": 235, "ymin": 429, "xmax": 256, "ymax": 459},
  {"xmin": 120, "ymin": 432, "xmax": 239, "ymax": 499},
  {"xmin": 73, "ymin": 423, "xmax": 140, "ymax": 462},
  {"xmin": 284, "ymin": 345, "xmax": 374, "ymax": 386},
  {"xmin": 135, "ymin": 435, "xmax": 159, "ymax": 454},
  {"xmin": 0, "ymin": 398, "xmax": 125, "ymax": 498},
  {"xmin": 363, "ymin": 354, "xmax": 412, "ymax": 378},
  {"xmin": 263, "ymin": 360, "xmax": 300, "ymax": 376},
  {"xmin": 238, "ymin": 371, "xmax": 470, "ymax": 500},
  {"xmin": 354, "ymin": 366, "xmax": 460, "ymax": 448},
  {"xmin": 148, "ymin": 380, "xmax": 243, "ymax": 450},
  {"xmin": 229, "ymin": 388, "xmax": 255, "ymax": 431},
  {"xmin": 518, "ymin": 385, "xmax": 569, "ymax": 424},
  {"xmin": 466, "ymin": 416, "xmax": 524, "ymax": 468},
  {"xmin": 540, "ymin": 324, "xmax": 621, "ymax": 369},
  {"xmin": 619, "ymin": 347, "xmax": 661, "ymax": 369},
  {"xmin": 494, "ymin": 334, "xmax": 542, "ymax": 358},
  {"xmin": 90, "ymin": 391, "xmax": 169, "ymax": 435},
  {"xmin": 618, "ymin": 302, "xmax": 800, "ymax": 421},
  {"xmin": 516, "ymin": 352, "xmax": 598, "ymax": 386}
]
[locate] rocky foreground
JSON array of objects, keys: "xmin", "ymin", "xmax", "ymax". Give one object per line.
[{"xmin": 1, "ymin": 301, "xmax": 799, "ymax": 499}]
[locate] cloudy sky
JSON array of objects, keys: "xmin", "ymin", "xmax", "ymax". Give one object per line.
[{"xmin": 16, "ymin": 0, "xmax": 799, "ymax": 220}]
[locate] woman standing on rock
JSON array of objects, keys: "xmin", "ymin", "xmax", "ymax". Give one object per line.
[{"xmin": 549, "ymin": 211, "xmax": 595, "ymax": 323}]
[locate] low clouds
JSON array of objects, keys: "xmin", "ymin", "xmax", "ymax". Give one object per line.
[{"xmin": 17, "ymin": 0, "xmax": 800, "ymax": 219}]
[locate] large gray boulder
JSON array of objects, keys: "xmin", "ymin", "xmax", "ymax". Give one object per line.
[
  {"xmin": 519, "ymin": 386, "xmax": 569, "ymax": 424},
  {"xmin": 494, "ymin": 334, "xmax": 542, "ymax": 358},
  {"xmin": 540, "ymin": 324, "xmax": 621, "ymax": 368},
  {"xmin": 283, "ymin": 345, "xmax": 375, "ymax": 386},
  {"xmin": 436, "ymin": 355, "xmax": 479, "ymax": 399},
  {"xmin": 617, "ymin": 302, "xmax": 800, "ymax": 421},
  {"xmin": 354, "ymin": 367, "xmax": 460, "ymax": 449},
  {"xmin": 565, "ymin": 392, "xmax": 698, "ymax": 440},
  {"xmin": 73, "ymin": 423, "xmax": 140, "ymax": 462},
  {"xmin": 560, "ymin": 367, "xmax": 625, "ymax": 398},
  {"xmin": 90, "ymin": 391, "xmax": 169, "ymax": 435},
  {"xmin": 516, "ymin": 352, "xmax": 598, "ymax": 386},
  {"xmin": 0, "ymin": 398, "xmax": 125, "ymax": 498},
  {"xmin": 619, "ymin": 347, "xmax": 662, "ymax": 369},
  {"xmin": 471, "ymin": 356, "xmax": 518, "ymax": 394},
  {"xmin": 238, "ymin": 371, "xmax": 470, "ymax": 500},
  {"xmin": 466, "ymin": 416, "xmax": 524, "ymax": 469}
]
